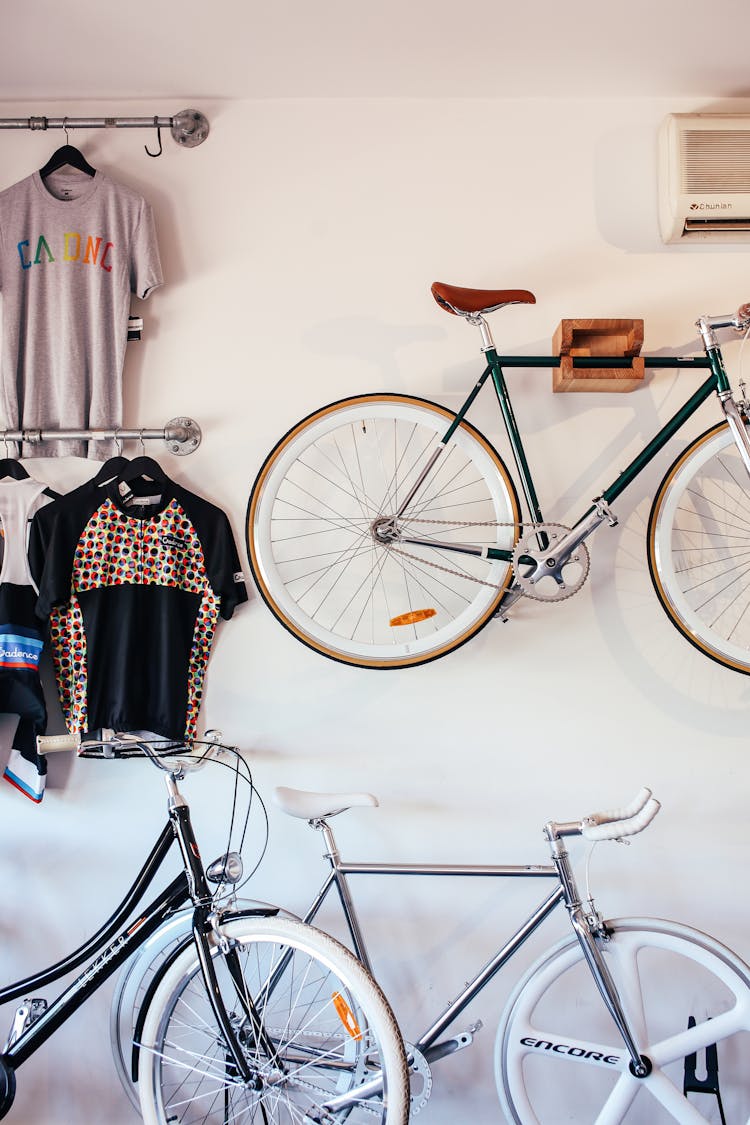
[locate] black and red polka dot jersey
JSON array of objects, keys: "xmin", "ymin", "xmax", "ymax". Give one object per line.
[{"xmin": 31, "ymin": 477, "xmax": 247, "ymax": 741}]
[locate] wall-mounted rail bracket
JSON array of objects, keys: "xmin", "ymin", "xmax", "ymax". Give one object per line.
[
  {"xmin": 0, "ymin": 109, "xmax": 209, "ymax": 150},
  {"xmin": 0, "ymin": 417, "xmax": 202, "ymax": 456}
]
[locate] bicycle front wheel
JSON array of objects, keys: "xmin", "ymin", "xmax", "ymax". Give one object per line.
[
  {"xmin": 497, "ymin": 917, "xmax": 750, "ymax": 1123},
  {"xmin": 648, "ymin": 420, "xmax": 750, "ymax": 675},
  {"xmin": 138, "ymin": 916, "xmax": 409, "ymax": 1125},
  {"xmin": 247, "ymin": 394, "xmax": 520, "ymax": 668}
]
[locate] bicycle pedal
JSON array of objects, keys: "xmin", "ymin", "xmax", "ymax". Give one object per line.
[{"xmin": 593, "ymin": 497, "xmax": 618, "ymax": 527}]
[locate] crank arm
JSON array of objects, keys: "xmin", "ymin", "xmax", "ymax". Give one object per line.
[
  {"xmin": 529, "ymin": 502, "xmax": 615, "ymax": 572},
  {"xmin": 422, "ymin": 1023, "xmax": 481, "ymax": 1065}
]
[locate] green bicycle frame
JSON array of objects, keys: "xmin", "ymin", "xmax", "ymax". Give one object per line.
[{"xmin": 442, "ymin": 346, "xmax": 723, "ymax": 565}]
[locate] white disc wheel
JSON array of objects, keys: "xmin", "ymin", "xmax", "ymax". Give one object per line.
[
  {"xmin": 247, "ymin": 394, "xmax": 520, "ymax": 668},
  {"xmin": 138, "ymin": 916, "xmax": 409, "ymax": 1125},
  {"xmin": 648, "ymin": 421, "xmax": 750, "ymax": 675},
  {"xmin": 496, "ymin": 918, "xmax": 750, "ymax": 1124}
]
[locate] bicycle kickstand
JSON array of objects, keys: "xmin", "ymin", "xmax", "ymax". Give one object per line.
[{"xmin": 683, "ymin": 1016, "xmax": 726, "ymax": 1125}]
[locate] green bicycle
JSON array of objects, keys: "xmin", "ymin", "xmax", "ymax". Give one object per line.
[{"xmin": 247, "ymin": 283, "xmax": 750, "ymax": 671}]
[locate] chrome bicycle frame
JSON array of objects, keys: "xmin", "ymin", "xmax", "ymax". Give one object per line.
[{"xmin": 297, "ymin": 815, "xmax": 649, "ymax": 1075}]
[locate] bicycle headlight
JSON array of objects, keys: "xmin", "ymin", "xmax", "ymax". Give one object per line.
[{"xmin": 206, "ymin": 851, "xmax": 244, "ymax": 885}]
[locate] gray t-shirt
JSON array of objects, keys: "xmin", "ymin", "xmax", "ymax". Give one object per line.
[{"xmin": 0, "ymin": 169, "xmax": 163, "ymax": 458}]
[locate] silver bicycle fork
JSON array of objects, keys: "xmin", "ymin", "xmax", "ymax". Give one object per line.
[{"xmin": 544, "ymin": 825, "xmax": 651, "ymax": 1079}]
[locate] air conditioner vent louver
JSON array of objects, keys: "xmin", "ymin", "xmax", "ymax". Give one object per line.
[
  {"xmin": 659, "ymin": 114, "xmax": 750, "ymax": 242},
  {"xmin": 682, "ymin": 130, "xmax": 750, "ymax": 192}
]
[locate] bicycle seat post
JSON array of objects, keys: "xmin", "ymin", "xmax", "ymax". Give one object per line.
[
  {"xmin": 312, "ymin": 816, "xmax": 340, "ymax": 866},
  {"xmin": 467, "ymin": 312, "xmax": 495, "ymax": 352}
]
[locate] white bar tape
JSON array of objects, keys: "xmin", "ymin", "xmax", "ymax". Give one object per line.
[
  {"xmin": 582, "ymin": 797, "xmax": 661, "ymax": 841},
  {"xmin": 36, "ymin": 733, "xmax": 81, "ymax": 754},
  {"xmin": 585, "ymin": 787, "xmax": 652, "ymax": 827}
]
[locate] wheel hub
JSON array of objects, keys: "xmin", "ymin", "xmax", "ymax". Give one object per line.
[
  {"xmin": 628, "ymin": 1054, "xmax": 653, "ymax": 1079},
  {"xmin": 371, "ymin": 516, "xmax": 399, "ymax": 544}
]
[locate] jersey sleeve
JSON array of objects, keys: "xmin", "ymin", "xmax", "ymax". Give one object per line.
[
  {"xmin": 33, "ymin": 499, "xmax": 94, "ymax": 620},
  {"xmin": 28, "ymin": 497, "xmax": 57, "ymax": 591},
  {"xmin": 209, "ymin": 510, "xmax": 248, "ymax": 620},
  {"xmin": 180, "ymin": 489, "xmax": 247, "ymax": 619},
  {"xmin": 130, "ymin": 197, "xmax": 163, "ymax": 300}
]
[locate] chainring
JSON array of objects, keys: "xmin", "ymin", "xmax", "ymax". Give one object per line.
[
  {"xmin": 405, "ymin": 1042, "xmax": 433, "ymax": 1116},
  {"xmin": 512, "ymin": 523, "xmax": 590, "ymax": 602}
]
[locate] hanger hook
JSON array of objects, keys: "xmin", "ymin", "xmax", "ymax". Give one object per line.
[
  {"xmin": 145, "ymin": 117, "xmax": 163, "ymax": 158},
  {"xmin": 139, "ymin": 429, "xmax": 146, "ymax": 456},
  {"xmin": 63, "ymin": 117, "xmax": 70, "ymax": 142},
  {"xmin": 2, "ymin": 433, "xmax": 9, "ymax": 457},
  {"xmin": 114, "ymin": 428, "xmax": 122, "ymax": 456}
]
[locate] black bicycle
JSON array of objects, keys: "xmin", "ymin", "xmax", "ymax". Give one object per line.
[{"xmin": 0, "ymin": 734, "xmax": 408, "ymax": 1125}]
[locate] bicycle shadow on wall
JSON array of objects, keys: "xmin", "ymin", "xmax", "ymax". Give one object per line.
[
  {"xmin": 593, "ymin": 469, "xmax": 750, "ymax": 731},
  {"xmin": 302, "ymin": 316, "xmax": 444, "ymax": 393}
]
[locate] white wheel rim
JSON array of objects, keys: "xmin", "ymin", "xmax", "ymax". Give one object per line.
[
  {"xmin": 652, "ymin": 426, "xmax": 750, "ymax": 670},
  {"xmin": 250, "ymin": 399, "xmax": 516, "ymax": 663}
]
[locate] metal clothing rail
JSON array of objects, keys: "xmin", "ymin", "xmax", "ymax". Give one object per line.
[
  {"xmin": 0, "ymin": 109, "xmax": 209, "ymax": 149},
  {"xmin": 0, "ymin": 417, "xmax": 201, "ymax": 456}
]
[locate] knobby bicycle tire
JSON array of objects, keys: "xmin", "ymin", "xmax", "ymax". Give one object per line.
[
  {"xmin": 497, "ymin": 916, "xmax": 750, "ymax": 1123},
  {"xmin": 247, "ymin": 394, "xmax": 520, "ymax": 668},
  {"xmin": 138, "ymin": 915, "xmax": 409, "ymax": 1125},
  {"xmin": 648, "ymin": 420, "xmax": 750, "ymax": 676}
]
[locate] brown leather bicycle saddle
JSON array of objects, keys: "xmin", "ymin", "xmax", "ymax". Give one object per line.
[{"xmin": 431, "ymin": 282, "xmax": 536, "ymax": 316}]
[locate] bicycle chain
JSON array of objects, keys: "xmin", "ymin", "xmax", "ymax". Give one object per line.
[
  {"xmin": 386, "ymin": 519, "xmax": 590, "ymax": 602},
  {"xmin": 258, "ymin": 1026, "xmax": 384, "ymax": 1120}
]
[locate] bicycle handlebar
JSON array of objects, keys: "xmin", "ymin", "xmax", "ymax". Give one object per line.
[
  {"xmin": 547, "ymin": 787, "xmax": 661, "ymax": 842},
  {"xmin": 36, "ymin": 732, "xmax": 81, "ymax": 754},
  {"xmin": 35, "ymin": 731, "xmax": 231, "ymax": 773},
  {"xmin": 582, "ymin": 786, "xmax": 653, "ymax": 826},
  {"xmin": 581, "ymin": 794, "xmax": 661, "ymax": 841}
]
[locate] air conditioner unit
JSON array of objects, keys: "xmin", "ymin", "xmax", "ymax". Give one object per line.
[{"xmin": 658, "ymin": 113, "xmax": 750, "ymax": 243}]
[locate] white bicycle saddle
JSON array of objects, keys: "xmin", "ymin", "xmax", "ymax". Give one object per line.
[{"xmin": 274, "ymin": 786, "xmax": 378, "ymax": 821}]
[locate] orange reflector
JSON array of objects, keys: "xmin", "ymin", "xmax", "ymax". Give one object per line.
[
  {"xmin": 332, "ymin": 992, "xmax": 362, "ymax": 1040},
  {"xmin": 389, "ymin": 608, "xmax": 437, "ymax": 627}
]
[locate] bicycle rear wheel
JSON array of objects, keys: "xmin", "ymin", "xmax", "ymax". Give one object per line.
[
  {"xmin": 110, "ymin": 910, "xmax": 193, "ymax": 1109},
  {"xmin": 648, "ymin": 421, "xmax": 750, "ymax": 675},
  {"xmin": 138, "ymin": 916, "xmax": 409, "ymax": 1125},
  {"xmin": 497, "ymin": 917, "xmax": 750, "ymax": 1123},
  {"xmin": 247, "ymin": 394, "xmax": 520, "ymax": 668}
]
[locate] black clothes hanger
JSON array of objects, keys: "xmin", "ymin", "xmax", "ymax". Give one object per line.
[
  {"xmin": 92, "ymin": 455, "xmax": 129, "ymax": 487},
  {"xmin": 39, "ymin": 144, "xmax": 96, "ymax": 179},
  {"xmin": 117, "ymin": 455, "xmax": 166, "ymax": 485},
  {"xmin": 0, "ymin": 457, "xmax": 59, "ymax": 500},
  {"xmin": 0, "ymin": 458, "xmax": 29, "ymax": 481}
]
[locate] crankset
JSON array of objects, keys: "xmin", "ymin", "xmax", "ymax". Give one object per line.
[
  {"xmin": 512, "ymin": 522, "xmax": 590, "ymax": 602},
  {"xmin": 405, "ymin": 1042, "xmax": 432, "ymax": 1116}
]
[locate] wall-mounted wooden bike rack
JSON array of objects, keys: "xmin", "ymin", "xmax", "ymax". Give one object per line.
[{"xmin": 552, "ymin": 318, "xmax": 645, "ymax": 392}]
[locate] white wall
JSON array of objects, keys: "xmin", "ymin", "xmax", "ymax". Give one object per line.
[{"xmin": 1, "ymin": 93, "xmax": 750, "ymax": 1123}]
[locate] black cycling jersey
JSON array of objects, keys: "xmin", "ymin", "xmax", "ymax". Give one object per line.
[{"xmin": 31, "ymin": 476, "xmax": 246, "ymax": 741}]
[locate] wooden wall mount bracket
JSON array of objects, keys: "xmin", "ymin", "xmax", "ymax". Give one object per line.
[{"xmin": 552, "ymin": 318, "xmax": 645, "ymax": 392}]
